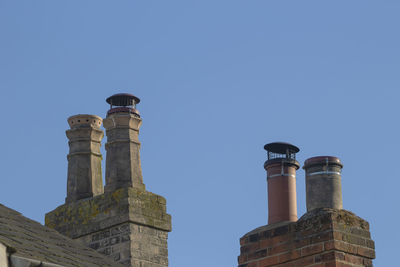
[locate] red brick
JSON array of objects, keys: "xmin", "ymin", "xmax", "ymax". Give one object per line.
[
  {"xmin": 344, "ymin": 253, "xmax": 363, "ymax": 265},
  {"xmin": 270, "ymin": 242, "xmax": 290, "ymax": 255},
  {"xmin": 292, "ymin": 255, "xmax": 315, "ymax": 267},
  {"xmin": 238, "ymin": 210, "xmax": 375, "ymax": 267},
  {"xmin": 324, "ymin": 261, "xmax": 337, "ymax": 267},
  {"xmin": 341, "ymin": 234, "xmax": 366, "ymax": 247},
  {"xmin": 365, "ymin": 239, "xmax": 375, "ymax": 249},
  {"xmin": 259, "ymin": 238, "xmax": 274, "ymax": 249},
  {"xmin": 310, "ymin": 231, "xmax": 334, "ymax": 243},
  {"xmin": 335, "ymin": 261, "xmax": 353, "ymax": 267},
  {"xmin": 357, "ymin": 246, "xmax": 375, "ymax": 259},
  {"xmin": 321, "ymin": 252, "xmax": 336, "ymax": 262},
  {"xmin": 301, "ymin": 243, "xmax": 324, "ymax": 257},
  {"xmin": 241, "ymin": 242, "xmax": 260, "ymax": 254},
  {"xmin": 247, "ymin": 248, "xmax": 268, "ymax": 261},
  {"xmin": 349, "ymin": 227, "xmax": 371, "ymax": 239},
  {"xmin": 279, "ymin": 249, "xmax": 301, "ymax": 263},
  {"xmin": 332, "ymin": 231, "xmax": 343, "ymax": 241},
  {"xmin": 271, "ymin": 234, "xmax": 292, "ymax": 245},
  {"xmin": 259, "ymin": 255, "xmax": 279, "ymax": 267},
  {"xmin": 299, "ymin": 229, "xmax": 317, "ymax": 238},
  {"xmin": 335, "ymin": 252, "xmax": 345, "ymax": 261},
  {"xmin": 324, "ymin": 241, "xmax": 335, "ymax": 251},
  {"xmin": 313, "ymin": 254, "xmax": 323, "ymax": 263},
  {"xmin": 324, "ymin": 240, "xmax": 357, "ymax": 254},
  {"xmin": 345, "ymin": 244, "xmax": 357, "ymax": 255},
  {"xmin": 293, "ymin": 238, "xmax": 310, "ymax": 249},
  {"xmin": 238, "ymin": 254, "xmax": 247, "ymax": 264},
  {"xmin": 321, "ymin": 251, "xmax": 344, "ymax": 262},
  {"xmin": 363, "ymin": 258, "xmax": 373, "ymax": 267},
  {"xmin": 246, "ymin": 261, "xmax": 259, "ymax": 267},
  {"xmin": 299, "ymin": 227, "xmax": 330, "ymax": 239}
]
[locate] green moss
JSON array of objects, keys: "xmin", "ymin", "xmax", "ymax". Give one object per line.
[
  {"xmin": 111, "ymin": 189, "xmax": 124, "ymax": 203},
  {"xmin": 45, "ymin": 187, "xmax": 172, "ymax": 236}
]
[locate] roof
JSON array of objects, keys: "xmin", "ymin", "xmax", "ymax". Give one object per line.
[{"xmin": 0, "ymin": 204, "xmax": 122, "ymax": 267}]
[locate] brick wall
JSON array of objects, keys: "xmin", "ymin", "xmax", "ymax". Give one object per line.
[
  {"xmin": 77, "ymin": 223, "xmax": 131, "ymax": 265},
  {"xmin": 238, "ymin": 208, "xmax": 375, "ymax": 267}
]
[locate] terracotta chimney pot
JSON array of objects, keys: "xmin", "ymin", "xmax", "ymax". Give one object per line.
[{"xmin": 264, "ymin": 142, "xmax": 300, "ymax": 224}]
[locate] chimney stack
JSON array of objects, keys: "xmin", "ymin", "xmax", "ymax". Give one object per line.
[
  {"xmin": 303, "ymin": 156, "xmax": 343, "ymax": 211},
  {"xmin": 103, "ymin": 93, "xmax": 145, "ymax": 192},
  {"xmin": 46, "ymin": 94, "xmax": 172, "ymax": 267},
  {"xmin": 238, "ymin": 150, "xmax": 375, "ymax": 267},
  {"xmin": 65, "ymin": 114, "xmax": 104, "ymax": 203},
  {"xmin": 264, "ymin": 142, "xmax": 300, "ymax": 224}
]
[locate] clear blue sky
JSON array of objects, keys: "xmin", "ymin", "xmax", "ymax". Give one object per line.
[{"xmin": 0, "ymin": 1, "xmax": 398, "ymax": 266}]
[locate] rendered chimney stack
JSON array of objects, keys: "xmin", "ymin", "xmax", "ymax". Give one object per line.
[
  {"xmin": 65, "ymin": 114, "xmax": 104, "ymax": 203},
  {"xmin": 303, "ymin": 156, "xmax": 343, "ymax": 211},
  {"xmin": 264, "ymin": 142, "xmax": 300, "ymax": 224},
  {"xmin": 103, "ymin": 93, "xmax": 145, "ymax": 192}
]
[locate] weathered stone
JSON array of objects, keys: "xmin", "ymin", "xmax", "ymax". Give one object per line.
[
  {"xmin": 45, "ymin": 187, "xmax": 171, "ymax": 267},
  {"xmin": 46, "ymin": 187, "xmax": 170, "ymax": 237},
  {"xmin": 104, "ymin": 113, "xmax": 145, "ymax": 192},
  {"xmin": 65, "ymin": 114, "xmax": 104, "ymax": 203},
  {"xmin": 47, "ymin": 95, "xmax": 171, "ymax": 267}
]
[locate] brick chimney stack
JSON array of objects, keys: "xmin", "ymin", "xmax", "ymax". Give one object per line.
[
  {"xmin": 65, "ymin": 114, "xmax": 104, "ymax": 203},
  {"xmin": 238, "ymin": 153, "xmax": 375, "ymax": 267},
  {"xmin": 103, "ymin": 93, "xmax": 145, "ymax": 192},
  {"xmin": 304, "ymin": 156, "xmax": 343, "ymax": 212},
  {"xmin": 46, "ymin": 94, "xmax": 171, "ymax": 267},
  {"xmin": 264, "ymin": 142, "xmax": 300, "ymax": 224}
]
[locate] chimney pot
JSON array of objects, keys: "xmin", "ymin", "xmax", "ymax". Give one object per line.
[
  {"xmin": 264, "ymin": 142, "xmax": 300, "ymax": 224},
  {"xmin": 303, "ymin": 156, "xmax": 343, "ymax": 211},
  {"xmin": 65, "ymin": 114, "xmax": 104, "ymax": 203},
  {"xmin": 104, "ymin": 93, "xmax": 145, "ymax": 192},
  {"xmin": 106, "ymin": 93, "xmax": 140, "ymax": 117}
]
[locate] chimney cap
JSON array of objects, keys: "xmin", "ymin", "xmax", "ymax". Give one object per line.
[
  {"xmin": 264, "ymin": 142, "xmax": 300, "ymax": 154},
  {"xmin": 106, "ymin": 93, "xmax": 140, "ymax": 106},
  {"xmin": 67, "ymin": 114, "xmax": 103, "ymax": 129},
  {"xmin": 303, "ymin": 156, "xmax": 343, "ymax": 168}
]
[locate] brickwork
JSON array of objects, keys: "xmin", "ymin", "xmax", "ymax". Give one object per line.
[
  {"xmin": 76, "ymin": 223, "xmax": 169, "ymax": 267},
  {"xmin": 45, "ymin": 187, "xmax": 171, "ymax": 267},
  {"xmin": 77, "ymin": 223, "xmax": 131, "ymax": 265},
  {"xmin": 238, "ymin": 209, "xmax": 375, "ymax": 267},
  {"xmin": 129, "ymin": 224, "xmax": 169, "ymax": 267}
]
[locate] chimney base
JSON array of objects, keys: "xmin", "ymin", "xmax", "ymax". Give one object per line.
[
  {"xmin": 238, "ymin": 209, "xmax": 375, "ymax": 267},
  {"xmin": 45, "ymin": 187, "xmax": 171, "ymax": 266}
]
